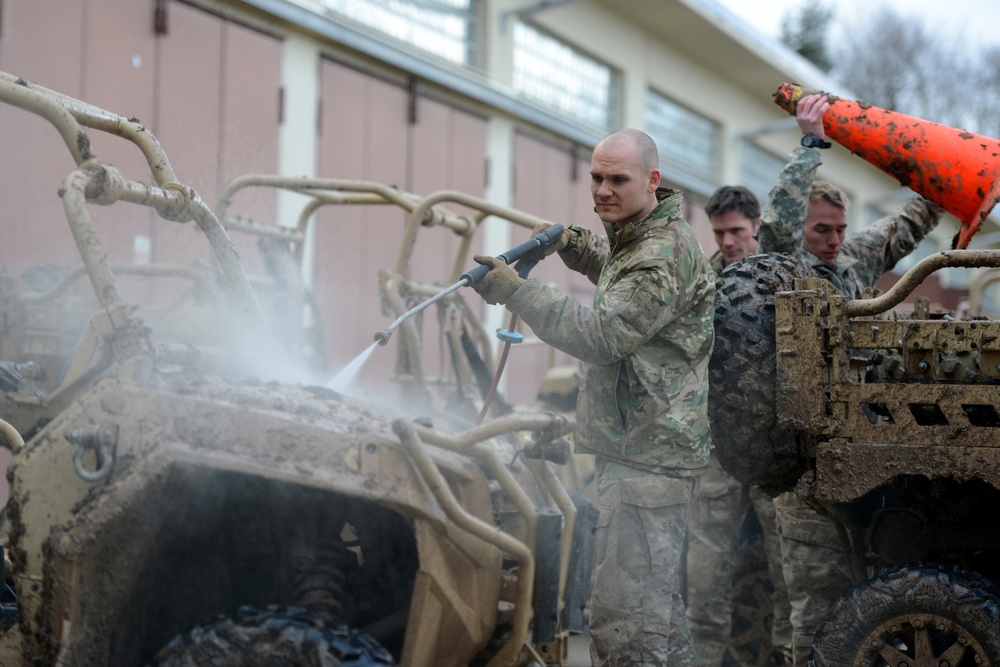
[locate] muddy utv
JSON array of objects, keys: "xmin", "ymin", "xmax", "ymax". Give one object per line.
[
  {"xmin": 711, "ymin": 251, "xmax": 1000, "ymax": 665},
  {"xmin": 0, "ymin": 72, "xmax": 595, "ymax": 667}
]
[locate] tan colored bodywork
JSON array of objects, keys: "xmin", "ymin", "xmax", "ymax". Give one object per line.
[
  {"xmin": 773, "ymin": 250, "xmax": 1000, "ymax": 580},
  {"xmin": 4, "ymin": 372, "xmax": 573, "ymax": 666}
]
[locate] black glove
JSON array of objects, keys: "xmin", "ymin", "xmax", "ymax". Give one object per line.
[{"xmin": 470, "ymin": 255, "xmax": 525, "ymax": 305}]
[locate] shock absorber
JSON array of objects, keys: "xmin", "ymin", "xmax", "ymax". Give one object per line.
[{"xmin": 290, "ymin": 525, "xmax": 352, "ymax": 619}]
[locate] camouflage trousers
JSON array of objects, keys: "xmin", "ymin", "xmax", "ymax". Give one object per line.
[
  {"xmin": 588, "ymin": 458, "xmax": 696, "ymax": 667},
  {"xmin": 773, "ymin": 491, "xmax": 854, "ymax": 667},
  {"xmin": 685, "ymin": 454, "xmax": 791, "ymax": 667}
]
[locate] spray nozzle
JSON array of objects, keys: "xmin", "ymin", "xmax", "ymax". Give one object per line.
[{"xmin": 370, "ymin": 224, "xmax": 564, "ymax": 347}]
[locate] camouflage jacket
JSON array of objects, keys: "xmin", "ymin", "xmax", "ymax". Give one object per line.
[
  {"xmin": 758, "ymin": 146, "xmax": 944, "ymax": 297},
  {"xmin": 506, "ymin": 189, "xmax": 716, "ymax": 475},
  {"xmin": 709, "ymin": 250, "xmax": 725, "ymax": 277}
]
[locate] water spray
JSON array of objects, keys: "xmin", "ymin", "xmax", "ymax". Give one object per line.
[{"xmin": 373, "ymin": 224, "xmax": 565, "ymax": 346}]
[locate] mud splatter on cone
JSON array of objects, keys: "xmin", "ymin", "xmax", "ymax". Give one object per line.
[{"xmin": 773, "ymin": 82, "xmax": 1000, "ymax": 249}]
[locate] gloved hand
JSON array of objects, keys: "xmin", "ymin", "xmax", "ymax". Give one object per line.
[
  {"xmin": 531, "ymin": 222, "xmax": 571, "ymax": 256},
  {"xmin": 470, "ymin": 255, "xmax": 525, "ymax": 305}
]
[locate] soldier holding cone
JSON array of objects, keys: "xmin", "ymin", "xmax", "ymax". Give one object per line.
[{"xmin": 760, "ymin": 89, "xmax": 945, "ymax": 667}]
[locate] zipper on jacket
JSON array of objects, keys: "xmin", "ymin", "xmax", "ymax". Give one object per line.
[{"xmin": 613, "ymin": 359, "xmax": 629, "ymax": 453}]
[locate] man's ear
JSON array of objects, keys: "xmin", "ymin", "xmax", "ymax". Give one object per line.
[{"xmin": 648, "ymin": 168, "xmax": 661, "ymax": 192}]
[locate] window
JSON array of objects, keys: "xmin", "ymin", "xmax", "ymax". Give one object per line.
[
  {"xmin": 512, "ymin": 22, "xmax": 617, "ymax": 130},
  {"xmin": 294, "ymin": 0, "xmax": 479, "ymax": 66},
  {"xmin": 739, "ymin": 142, "xmax": 785, "ymax": 205},
  {"xmin": 645, "ymin": 90, "xmax": 719, "ymax": 181}
]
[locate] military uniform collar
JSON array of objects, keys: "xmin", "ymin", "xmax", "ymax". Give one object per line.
[
  {"xmin": 807, "ymin": 252, "xmax": 858, "ymax": 295},
  {"xmin": 809, "ymin": 251, "xmax": 859, "ymax": 274},
  {"xmin": 603, "ymin": 188, "xmax": 682, "ymax": 241}
]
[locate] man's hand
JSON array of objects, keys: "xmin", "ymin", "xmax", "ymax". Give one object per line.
[
  {"xmin": 470, "ymin": 255, "xmax": 525, "ymax": 305},
  {"xmin": 531, "ymin": 222, "xmax": 571, "ymax": 256},
  {"xmin": 796, "ymin": 93, "xmax": 829, "ymax": 139}
]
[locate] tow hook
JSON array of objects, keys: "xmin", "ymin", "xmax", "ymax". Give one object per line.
[{"xmin": 66, "ymin": 424, "xmax": 119, "ymax": 482}]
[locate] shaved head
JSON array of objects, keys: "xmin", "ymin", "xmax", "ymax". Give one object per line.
[
  {"xmin": 596, "ymin": 129, "xmax": 659, "ymax": 174},
  {"xmin": 590, "ymin": 128, "xmax": 662, "ymax": 228}
]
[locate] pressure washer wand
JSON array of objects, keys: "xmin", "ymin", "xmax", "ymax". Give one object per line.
[{"xmin": 373, "ymin": 224, "xmax": 565, "ymax": 345}]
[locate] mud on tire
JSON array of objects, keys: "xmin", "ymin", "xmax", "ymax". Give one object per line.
[
  {"xmin": 155, "ymin": 605, "xmax": 396, "ymax": 666},
  {"xmin": 709, "ymin": 254, "xmax": 815, "ymax": 494},
  {"xmin": 811, "ymin": 563, "xmax": 1000, "ymax": 667}
]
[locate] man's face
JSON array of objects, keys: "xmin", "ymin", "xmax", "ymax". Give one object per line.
[
  {"xmin": 803, "ymin": 199, "xmax": 847, "ymax": 266},
  {"xmin": 590, "ymin": 143, "xmax": 659, "ymax": 229},
  {"xmin": 710, "ymin": 210, "xmax": 759, "ymax": 266}
]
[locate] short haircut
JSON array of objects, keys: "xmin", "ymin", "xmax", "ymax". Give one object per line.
[
  {"xmin": 598, "ymin": 128, "xmax": 659, "ymax": 173},
  {"xmin": 705, "ymin": 185, "xmax": 761, "ymax": 223},
  {"xmin": 810, "ymin": 180, "xmax": 850, "ymax": 211}
]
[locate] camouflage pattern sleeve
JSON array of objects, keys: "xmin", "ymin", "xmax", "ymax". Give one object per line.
[
  {"xmin": 840, "ymin": 195, "xmax": 945, "ymax": 283},
  {"xmin": 506, "ymin": 263, "xmax": 683, "ymax": 363},
  {"xmin": 709, "ymin": 250, "xmax": 725, "ymax": 277},
  {"xmin": 757, "ymin": 147, "xmax": 823, "ymax": 255},
  {"xmin": 559, "ymin": 224, "xmax": 609, "ymax": 286}
]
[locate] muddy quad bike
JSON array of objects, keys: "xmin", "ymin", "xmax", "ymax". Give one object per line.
[
  {"xmin": 710, "ymin": 251, "xmax": 1000, "ymax": 666},
  {"xmin": 0, "ymin": 72, "xmax": 596, "ymax": 667}
]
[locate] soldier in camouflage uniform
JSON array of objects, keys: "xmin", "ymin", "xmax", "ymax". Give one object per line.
[
  {"xmin": 686, "ymin": 186, "xmax": 792, "ymax": 667},
  {"xmin": 471, "ymin": 128, "xmax": 716, "ymax": 666},
  {"xmin": 706, "ymin": 186, "xmax": 761, "ymax": 273},
  {"xmin": 758, "ymin": 93, "xmax": 944, "ymax": 667}
]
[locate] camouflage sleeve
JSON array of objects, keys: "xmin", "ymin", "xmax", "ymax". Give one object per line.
[
  {"xmin": 709, "ymin": 250, "xmax": 725, "ymax": 277},
  {"xmin": 757, "ymin": 147, "xmax": 823, "ymax": 255},
  {"xmin": 840, "ymin": 195, "xmax": 945, "ymax": 278},
  {"xmin": 506, "ymin": 263, "xmax": 685, "ymax": 364},
  {"xmin": 558, "ymin": 225, "xmax": 609, "ymax": 286}
]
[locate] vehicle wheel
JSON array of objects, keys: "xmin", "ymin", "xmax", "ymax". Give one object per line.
[
  {"xmin": 724, "ymin": 514, "xmax": 778, "ymax": 667},
  {"xmin": 156, "ymin": 605, "xmax": 396, "ymax": 666},
  {"xmin": 811, "ymin": 564, "xmax": 1000, "ymax": 667},
  {"xmin": 0, "ymin": 542, "xmax": 16, "ymax": 630},
  {"xmin": 709, "ymin": 253, "xmax": 815, "ymax": 494}
]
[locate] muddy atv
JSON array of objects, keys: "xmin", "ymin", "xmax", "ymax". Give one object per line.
[
  {"xmin": 0, "ymin": 72, "xmax": 596, "ymax": 667},
  {"xmin": 710, "ymin": 251, "xmax": 1000, "ymax": 666}
]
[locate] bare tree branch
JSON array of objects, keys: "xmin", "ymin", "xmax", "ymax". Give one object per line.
[{"xmin": 783, "ymin": 5, "xmax": 997, "ymax": 138}]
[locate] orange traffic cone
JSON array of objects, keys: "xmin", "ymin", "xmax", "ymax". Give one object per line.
[{"xmin": 773, "ymin": 82, "xmax": 1000, "ymax": 249}]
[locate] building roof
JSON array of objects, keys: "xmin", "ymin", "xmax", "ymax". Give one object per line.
[{"xmin": 604, "ymin": 0, "xmax": 854, "ymax": 101}]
